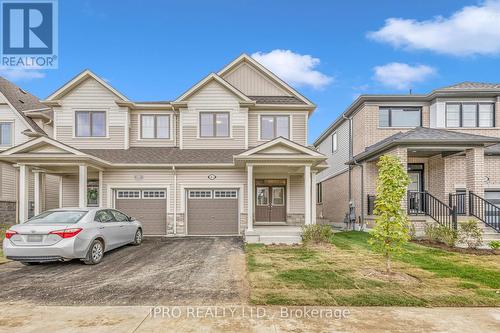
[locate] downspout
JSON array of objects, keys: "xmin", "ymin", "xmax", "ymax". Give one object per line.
[
  {"xmin": 172, "ymin": 165, "xmax": 177, "ymax": 235},
  {"xmin": 352, "ymin": 158, "xmax": 364, "ymax": 230}
]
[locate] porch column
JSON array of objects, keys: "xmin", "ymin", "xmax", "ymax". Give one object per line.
[
  {"xmin": 247, "ymin": 164, "xmax": 254, "ymax": 231},
  {"xmin": 304, "ymin": 165, "xmax": 311, "ymax": 225},
  {"xmin": 78, "ymin": 164, "xmax": 88, "ymax": 208},
  {"xmin": 466, "ymin": 147, "xmax": 485, "ymax": 215},
  {"xmin": 18, "ymin": 164, "xmax": 29, "ymax": 223},
  {"xmin": 33, "ymin": 171, "xmax": 45, "ymax": 216},
  {"xmin": 311, "ymin": 171, "xmax": 317, "ymax": 225},
  {"xmin": 98, "ymin": 170, "xmax": 103, "ymax": 207}
]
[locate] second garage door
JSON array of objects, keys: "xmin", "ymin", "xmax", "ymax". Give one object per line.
[
  {"xmin": 187, "ymin": 189, "xmax": 239, "ymax": 235},
  {"xmin": 115, "ymin": 189, "xmax": 167, "ymax": 236}
]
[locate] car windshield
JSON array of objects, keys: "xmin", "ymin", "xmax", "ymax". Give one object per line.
[{"xmin": 25, "ymin": 211, "xmax": 88, "ymax": 224}]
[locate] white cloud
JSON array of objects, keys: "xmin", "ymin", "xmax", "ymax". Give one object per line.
[
  {"xmin": 373, "ymin": 63, "xmax": 436, "ymax": 90},
  {"xmin": 368, "ymin": 0, "xmax": 500, "ymax": 56},
  {"xmin": 0, "ymin": 66, "xmax": 45, "ymax": 81},
  {"xmin": 251, "ymin": 50, "xmax": 333, "ymax": 89}
]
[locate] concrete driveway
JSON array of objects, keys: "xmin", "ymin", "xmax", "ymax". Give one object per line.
[{"xmin": 0, "ymin": 237, "xmax": 247, "ymax": 305}]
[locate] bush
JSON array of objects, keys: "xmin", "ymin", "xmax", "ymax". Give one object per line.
[
  {"xmin": 458, "ymin": 220, "xmax": 483, "ymax": 249},
  {"xmin": 302, "ymin": 224, "xmax": 334, "ymax": 245},
  {"xmin": 424, "ymin": 223, "xmax": 440, "ymax": 243},
  {"xmin": 489, "ymin": 240, "xmax": 500, "ymax": 250},
  {"xmin": 423, "ymin": 223, "xmax": 458, "ymax": 247},
  {"xmin": 437, "ymin": 226, "xmax": 458, "ymax": 247}
]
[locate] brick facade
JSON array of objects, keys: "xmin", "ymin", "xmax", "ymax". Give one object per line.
[
  {"xmin": 0, "ymin": 201, "xmax": 16, "ymax": 225},
  {"xmin": 317, "ymin": 170, "xmax": 349, "ymax": 223}
]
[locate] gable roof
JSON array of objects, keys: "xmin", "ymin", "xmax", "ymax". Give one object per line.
[
  {"xmin": 0, "ymin": 77, "xmax": 48, "ymax": 135},
  {"xmin": 45, "ymin": 69, "xmax": 129, "ymax": 101},
  {"xmin": 236, "ymin": 136, "xmax": 325, "ymax": 159},
  {"xmin": 174, "ymin": 73, "xmax": 253, "ymax": 103},
  {"xmin": 217, "ymin": 54, "xmax": 314, "ymax": 107},
  {"xmin": 351, "ymin": 127, "xmax": 500, "ymax": 162}
]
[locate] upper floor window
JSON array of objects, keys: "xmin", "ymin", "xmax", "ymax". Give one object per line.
[
  {"xmin": 379, "ymin": 107, "xmax": 422, "ymax": 128},
  {"xmin": 0, "ymin": 122, "xmax": 12, "ymax": 146},
  {"xmin": 332, "ymin": 132, "xmax": 338, "ymax": 152},
  {"xmin": 261, "ymin": 115, "xmax": 289, "ymax": 140},
  {"xmin": 141, "ymin": 114, "xmax": 170, "ymax": 139},
  {"xmin": 200, "ymin": 112, "xmax": 229, "ymax": 137},
  {"xmin": 446, "ymin": 103, "xmax": 495, "ymax": 128},
  {"xmin": 75, "ymin": 111, "xmax": 106, "ymax": 137}
]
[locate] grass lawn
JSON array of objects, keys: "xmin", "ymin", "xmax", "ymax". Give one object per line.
[{"xmin": 246, "ymin": 231, "xmax": 500, "ymax": 306}]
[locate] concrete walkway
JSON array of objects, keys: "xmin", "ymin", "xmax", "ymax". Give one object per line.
[{"xmin": 0, "ymin": 305, "xmax": 498, "ymax": 332}]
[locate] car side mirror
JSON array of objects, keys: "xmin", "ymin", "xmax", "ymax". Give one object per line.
[{"xmin": 129, "ymin": 216, "xmax": 136, "ymax": 222}]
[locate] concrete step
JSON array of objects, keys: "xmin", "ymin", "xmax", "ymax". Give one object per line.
[{"xmin": 258, "ymin": 235, "xmax": 302, "ymax": 245}]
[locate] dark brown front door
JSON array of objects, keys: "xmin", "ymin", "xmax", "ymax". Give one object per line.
[{"xmin": 255, "ymin": 184, "xmax": 286, "ymax": 222}]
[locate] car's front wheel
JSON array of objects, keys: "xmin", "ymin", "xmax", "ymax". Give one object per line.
[
  {"xmin": 132, "ymin": 228, "xmax": 142, "ymax": 246},
  {"xmin": 83, "ymin": 239, "xmax": 104, "ymax": 265}
]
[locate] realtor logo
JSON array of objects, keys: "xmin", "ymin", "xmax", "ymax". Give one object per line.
[{"xmin": 1, "ymin": 0, "xmax": 58, "ymax": 68}]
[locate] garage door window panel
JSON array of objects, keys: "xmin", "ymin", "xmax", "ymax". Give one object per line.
[
  {"xmin": 189, "ymin": 190, "xmax": 213, "ymax": 199},
  {"xmin": 214, "ymin": 190, "xmax": 237, "ymax": 198},
  {"xmin": 117, "ymin": 190, "xmax": 141, "ymax": 199},
  {"xmin": 142, "ymin": 190, "xmax": 166, "ymax": 199}
]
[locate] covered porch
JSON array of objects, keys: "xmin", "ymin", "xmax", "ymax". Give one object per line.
[
  {"xmin": 234, "ymin": 137, "xmax": 327, "ymax": 243},
  {"xmin": 0, "ymin": 137, "xmax": 108, "ymax": 223},
  {"xmin": 359, "ymin": 128, "xmax": 500, "ymax": 234}
]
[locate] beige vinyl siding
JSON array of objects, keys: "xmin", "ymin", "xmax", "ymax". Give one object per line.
[
  {"xmin": 181, "ymin": 81, "xmax": 246, "ymax": 149},
  {"xmin": 61, "ymin": 175, "xmax": 79, "ymax": 207},
  {"xmin": 45, "ymin": 174, "xmax": 60, "ymax": 210},
  {"xmin": 316, "ymin": 120, "xmax": 350, "ymax": 182},
  {"xmin": 129, "ymin": 111, "xmax": 176, "ymax": 147},
  {"xmin": 53, "ymin": 77, "xmax": 127, "ymax": 149},
  {"xmin": 289, "ymin": 174, "xmax": 305, "ymax": 213},
  {"xmin": 102, "ymin": 169, "xmax": 174, "ymax": 209},
  {"xmin": 248, "ymin": 110, "xmax": 308, "ymax": 147},
  {"xmin": 221, "ymin": 62, "xmax": 288, "ymax": 96},
  {"xmin": 56, "ymin": 126, "xmax": 125, "ymax": 149},
  {"xmin": 0, "ymin": 162, "xmax": 16, "ymax": 201},
  {"xmin": 0, "ymin": 104, "xmax": 31, "ymax": 150}
]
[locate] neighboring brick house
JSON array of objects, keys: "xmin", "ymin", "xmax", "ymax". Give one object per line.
[
  {"xmin": 0, "ymin": 54, "xmax": 326, "ymax": 244},
  {"xmin": 314, "ymin": 82, "xmax": 500, "ymax": 241}
]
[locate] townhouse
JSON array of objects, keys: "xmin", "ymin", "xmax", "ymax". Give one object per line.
[
  {"xmin": 314, "ymin": 82, "xmax": 500, "ymax": 241},
  {"xmin": 0, "ymin": 54, "xmax": 326, "ymax": 244}
]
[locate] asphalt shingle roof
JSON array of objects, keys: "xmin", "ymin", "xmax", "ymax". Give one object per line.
[
  {"xmin": 438, "ymin": 81, "xmax": 500, "ymax": 90},
  {"xmin": 353, "ymin": 127, "xmax": 500, "ymax": 161},
  {"xmin": 81, "ymin": 147, "xmax": 245, "ymax": 164},
  {"xmin": 0, "ymin": 76, "xmax": 49, "ymax": 134},
  {"xmin": 247, "ymin": 96, "xmax": 306, "ymax": 105}
]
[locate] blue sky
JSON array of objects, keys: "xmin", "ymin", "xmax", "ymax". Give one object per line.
[{"xmin": 3, "ymin": 0, "xmax": 500, "ymax": 142}]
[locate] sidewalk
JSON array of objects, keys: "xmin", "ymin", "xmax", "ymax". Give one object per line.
[{"xmin": 0, "ymin": 305, "xmax": 498, "ymax": 333}]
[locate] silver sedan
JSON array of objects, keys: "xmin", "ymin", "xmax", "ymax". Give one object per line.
[{"xmin": 3, "ymin": 208, "xmax": 143, "ymax": 265}]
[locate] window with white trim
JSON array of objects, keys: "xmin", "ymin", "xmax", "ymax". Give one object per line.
[
  {"xmin": 0, "ymin": 122, "xmax": 12, "ymax": 146},
  {"xmin": 200, "ymin": 112, "xmax": 229, "ymax": 137},
  {"xmin": 142, "ymin": 190, "xmax": 166, "ymax": 199},
  {"xmin": 214, "ymin": 190, "xmax": 237, "ymax": 198},
  {"xmin": 316, "ymin": 183, "xmax": 323, "ymax": 204},
  {"xmin": 188, "ymin": 190, "xmax": 213, "ymax": 199},
  {"xmin": 332, "ymin": 132, "xmax": 338, "ymax": 152},
  {"xmin": 446, "ymin": 103, "xmax": 495, "ymax": 128},
  {"xmin": 116, "ymin": 190, "xmax": 141, "ymax": 199},
  {"xmin": 75, "ymin": 111, "xmax": 106, "ymax": 137},
  {"xmin": 141, "ymin": 114, "xmax": 170, "ymax": 139},
  {"xmin": 261, "ymin": 115, "xmax": 289, "ymax": 140}
]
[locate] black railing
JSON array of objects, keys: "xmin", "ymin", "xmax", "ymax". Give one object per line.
[
  {"xmin": 408, "ymin": 191, "xmax": 457, "ymax": 230},
  {"xmin": 449, "ymin": 192, "xmax": 466, "ymax": 215},
  {"xmin": 367, "ymin": 195, "xmax": 376, "ymax": 215},
  {"xmin": 469, "ymin": 192, "xmax": 500, "ymax": 232}
]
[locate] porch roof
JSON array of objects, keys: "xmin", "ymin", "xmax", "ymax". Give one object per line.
[{"xmin": 349, "ymin": 127, "xmax": 500, "ymax": 163}]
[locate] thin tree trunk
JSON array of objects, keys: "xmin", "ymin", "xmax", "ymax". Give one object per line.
[{"xmin": 386, "ymin": 255, "xmax": 391, "ymax": 274}]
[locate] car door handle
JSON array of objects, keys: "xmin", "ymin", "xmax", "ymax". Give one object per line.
[
  {"xmin": 98, "ymin": 226, "xmax": 105, "ymax": 229},
  {"xmin": 119, "ymin": 225, "xmax": 124, "ymax": 228}
]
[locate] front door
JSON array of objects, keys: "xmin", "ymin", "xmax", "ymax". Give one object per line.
[
  {"xmin": 408, "ymin": 164, "xmax": 424, "ymax": 213},
  {"xmin": 255, "ymin": 182, "xmax": 287, "ymax": 222}
]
